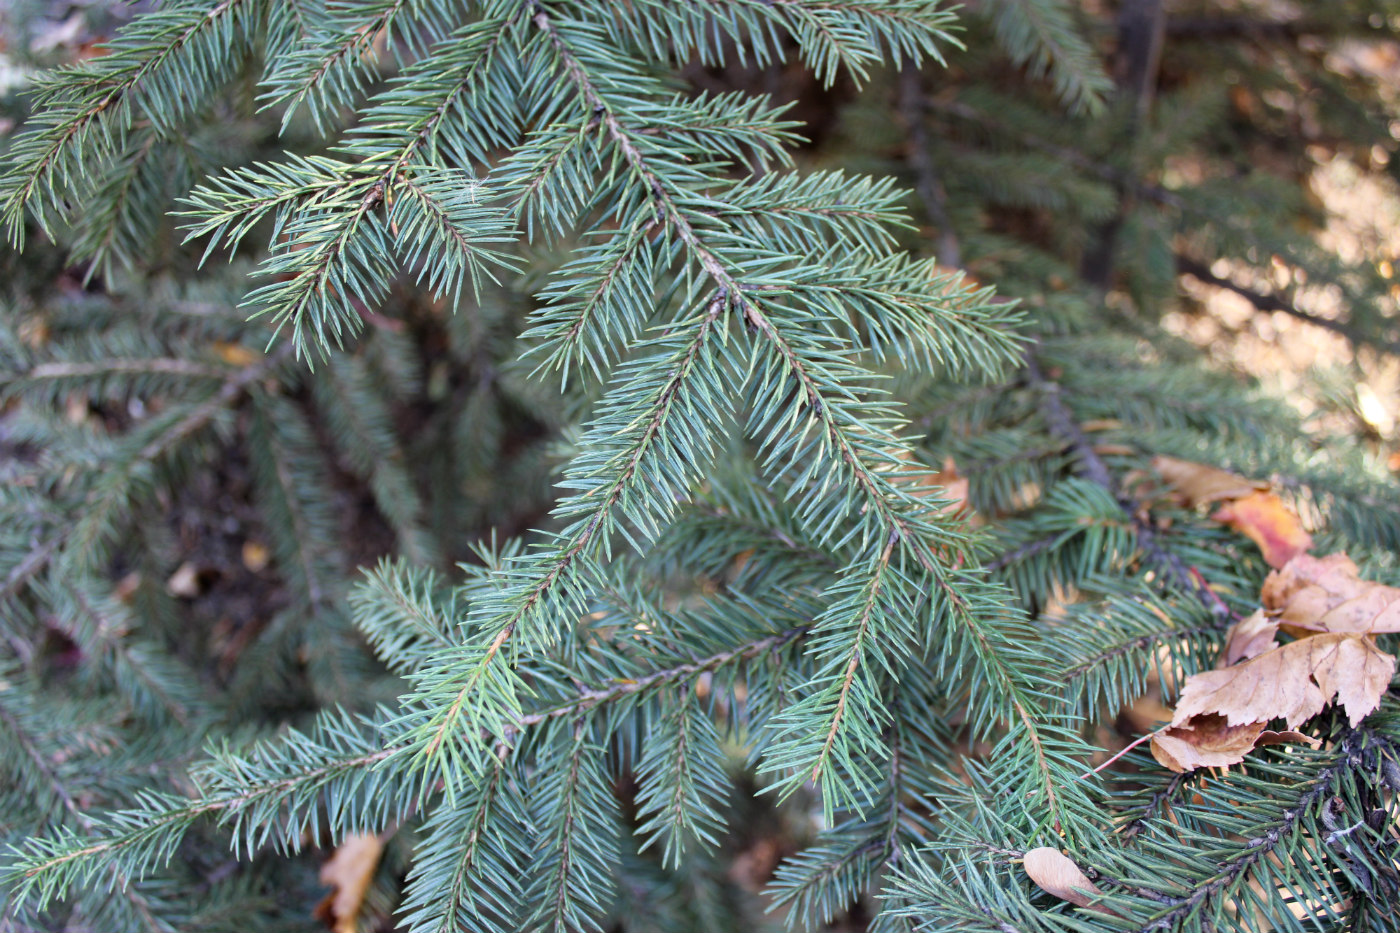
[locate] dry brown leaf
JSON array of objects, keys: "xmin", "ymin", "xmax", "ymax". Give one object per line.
[
  {"xmin": 1150, "ymin": 714, "xmax": 1319, "ymax": 773},
  {"xmin": 1151, "ymin": 716, "xmax": 1265, "ymax": 771},
  {"xmin": 1262, "ymin": 553, "xmax": 1400, "ymax": 635},
  {"xmin": 315, "ymin": 833, "xmax": 383, "ymax": 933},
  {"xmin": 932, "ymin": 456, "xmax": 976, "ymax": 523},
  {"xmin": 1173, "ymin": 632, "xmax": 1395, "ymax": 730},
  {"xmin": 241, "ymin": 540, "xmax": 270, "ymax": 573},
  {"xmin": 1152, "ymin": 455, "xmax": 1266, "ymax": 506},
  {"xmin": 1253, "ymin": 729, "xmax": 1323, "ymax": 752},
  {"xmin": 900, "ymin": 454, "xmax": 979, "ymax": 524},
  {"xmin": 213, "ymin": 341, "xmax": 258, "ymax": 367},
  {"xmin": 165, "ymin": 562, "xmax": 202, "ymax": 598},
  {"xmin": 1209, "ymin": 491, "xmax": 1313, "ymax": 569},
  {"xmin": 1022, "ymin": 847, "xmax": 1116, "ymax": 915},
  {"xmin": 1219, "ymin": 610, "xmax": 1280, "ymax": 667}
]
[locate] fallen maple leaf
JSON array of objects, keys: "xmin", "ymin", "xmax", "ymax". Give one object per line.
[
  {"xmin": 1262, "ymin": 552, "xmax": 1400, "ymax": 635},
  {"xmin": 1152, "ymin": 455, "xmax": 1266, "ymax": 507},
  {"xmin": 1022, "ymin": 847, "xmax": 1117, "ymax": 915},
  {"xmin": 1150, "ymin": 714, "xmax": 1318, "ymax": 773},
  {"xmin": 1173, "ymin": 632, "xmax": 1395, "ymax": 731},
  {"xmin": 1150, "ymin": 457, "xmax": 1312, "ymax": 566},
  {"xmin": 315, "ymin": 833, "xmax": 383, "ymax": 933},
  {"xmin": 1210, "ymin": 491, "xmax": 1313, "ymax": 569}
]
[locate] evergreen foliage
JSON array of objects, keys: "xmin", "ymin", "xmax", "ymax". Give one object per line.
[{"xmin": 1, "ymin": 1, "xmax": 1398, "ymax": 931}]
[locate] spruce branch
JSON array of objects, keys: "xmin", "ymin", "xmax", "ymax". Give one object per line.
[
  {"xmin": 404, "ymin": 2, "xmax": 1001, "ymax": 801},
  {"xmin": 136, "ymin": 341, "xmax": 295, "ymax": 461},
  {"xmin": 398, "ymin": 744, "xmax": 527, "ymax": 933},
  {"xmin": 979, "ymin": 0, "xmax": 1113, "ymax": 115},
  {"xmin": 262, "ymin": 0, "xmax": 470, "ymax": 128},
  {"xmin": 5, "ymin": 2, "xmax": 1394, "ymax": 929},
  {"xmin": 1133, "ymin": 729, "xmax": 1392, "ymax": 931},
  {"xmin": 510, "ymin": 624, "xmax": 811, "ymax": 735},
  {"xmin": 411, "ymin": 294, "xmax": 731, "ymax": 773},
  {"xmin": 0, "ymin": 0, "xmax": 257, "ymax": 244},
  {"xmin": 7, "ymin": 712, "xmax": 404, "ymax": 905}
]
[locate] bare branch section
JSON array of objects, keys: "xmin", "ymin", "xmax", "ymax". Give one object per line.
[
  {"xmin": 1176, "ymin": 255, "xmax": 1400, "ymax": 357},
  {"xmin": 898, "ymin": 68, "xmax": 960, "ymax": 268},
  {"xmin": 1023, "ymin": 348, "xmax": 1230, "ymax": 620}
]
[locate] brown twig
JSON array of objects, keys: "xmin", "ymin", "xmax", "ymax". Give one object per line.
[
  {"xmin": 1078, "ymin": 730, "xmax": 1157, "ymax": 779},
  {"xmin": 1022, "ymin": 347, "xmax": 1231, "ymax": 620},
  {"xmin": 1176, "ymin": 254, "xmax": 1400, "ymax": 356},
  {"xmin": 897, "ymin": 68, "xmax": 960, "ymax": 268}
]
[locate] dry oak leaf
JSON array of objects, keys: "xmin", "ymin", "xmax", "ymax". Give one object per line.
[
  {"xmin": 1150, "ymin": 713, "xmax": 1318, "ymax": 773},
  {"xmin": 1209, "ymin": 491, "xmax": 1313, "ymax": 569},
  {"xmin": 1262, "ymin": 552, "xmax": 1400, "ymax": 635},
  {"xmin": 1219, "ymin": 610, "xmax": 1280, "ymax": 667},
  {"xmin": 1022, "ymin": 847, "xmax": 1117, "ymax": 916},
  {"xmin": 315, "ymin": 832, "xmax": 383, "ymax": 933},
  {"xmin": 1172, "ymin": 632, "xmax": 1395, "ymax": 731},
  {"xmin": 1151, "ymin": 455, "xmax": 1266, "ymax": 507}
]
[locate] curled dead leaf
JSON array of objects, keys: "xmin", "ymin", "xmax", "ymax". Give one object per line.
[
  {"xmin": 315, "ymin": 833, "xmax": 383, "ymax": 933},
  {"xmin": 1022, "ymin": 847, "xmax": 1118, "ymax": 916},
  {"xmin": 1150, "ymin": 714, "xmax": 1319, "ymax": 773},
  {"xmin": 1209, "ymin": 491, "xmax": 1312, "ymax": 569},
  {"xmin": 1262, "ymin": 552, "xmax": 1400, "ymax": 635},
  {"xmin": 1173, "ymin": 632, "xmax": 1395, "ymax": 731}
]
